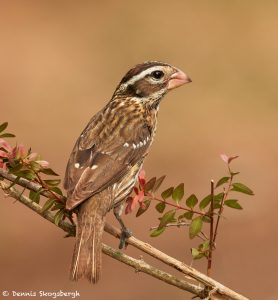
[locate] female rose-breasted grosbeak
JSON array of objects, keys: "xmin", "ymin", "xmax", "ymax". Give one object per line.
[{"xmin": 64, "ymin": 61, "xmax": 191, "ymax": 283}]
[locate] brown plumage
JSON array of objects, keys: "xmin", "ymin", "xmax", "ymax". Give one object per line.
[{"xmin": 64, "ymin": 61, "xmax": 191, "ymax": 283}]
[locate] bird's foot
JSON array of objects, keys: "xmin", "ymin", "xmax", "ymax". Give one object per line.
[{"xmin": 119, "ymin": 228, "xmax": 132, "ymax": 249}]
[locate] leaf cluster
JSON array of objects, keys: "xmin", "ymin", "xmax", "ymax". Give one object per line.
[
  {"xmin": 129, "ymin": 155, "xmax": 254, "ymax": 261},
  {"xmin": 0, "ymin": 122, "xmax": 72, "ymax": 225}
]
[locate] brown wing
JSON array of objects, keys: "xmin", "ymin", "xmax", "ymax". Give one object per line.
[{"xmin": 64, "ymin": 114, "xmax": 152, "ymax": 210}]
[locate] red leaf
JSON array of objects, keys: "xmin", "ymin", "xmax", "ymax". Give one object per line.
[
  {"xmin": 138, "ymin": 169, "xmax": 146, "ymax": 188},
  {"xmin": 228, "ymin": 155, "xmax": 239, "ymax": 163},
  {"xmin": 125, "ymin": 190, "xmax": 145, "ymax": 215},
  {"xmin": 0, "ymin": 138, "xmax": 12, "ymax": 152},
  {"xmin": 17, "ymin": 144, "xmax": 25, "ymax": 158},
  {"xmin": 0, "ymin": 161, "xmax": 7, "ymax": 169},
  {"xmin": 0, "ymin": 150, "xmax": 8, "ymax": 158},
  {"xmin": 220, "ymin": 154, "xmax": 239, "ymax": 164},
  {"xmin": 220, "ymin": 154, "xmax": 229, "ymax": 163}
]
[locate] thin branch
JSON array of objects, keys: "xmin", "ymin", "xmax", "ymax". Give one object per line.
[
  {"xmin": 104, "ymin": 226, "xmax": 248, "ymax": 300},
  {"xmin": 207, "ymin": 180, "xmax": 215, "ymax": 276},
  {"xmin": 0, "ymin": 169, "xmax": 249, "ymax": 300},
  {"xmin": 150, "ymin": 222, "xmax": 190, "ymax": 229},
  {"xmin": 0, "ymin": 168, "xmax": 63, "ymax": 201},
  {"xmin": 0, "ymin": 179, "xmax": 75, "ymax": 236},
  {"xmin": 213, "ymin": 173, "xmax": 234, "ymax": 244},
  {"xmin": 146, "ymin": 192, "xmax": 208, "ymax": 216},
  {"xmin": 0, "ymin": 178, "xmax": 204, "ymax": 297},
  {"xmin": 150, "ymin": 222, "xmax": 208, "ymax": 241},
  {"xmin": 102, "ymin": 244, "xmax": 204, "ymax": 295}
]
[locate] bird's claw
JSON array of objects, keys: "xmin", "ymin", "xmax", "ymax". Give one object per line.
[{"xmin": 119, "ymin": 228, "xmax": 132, "ymax": 249}]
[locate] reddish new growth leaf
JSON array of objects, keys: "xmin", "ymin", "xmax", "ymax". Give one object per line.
[
  {"xmin": 0, "ymin": 138, "xmax": 49, "ymax": 170},
  {"xmin": 220, "ymin": 154, "xmax": 239, "ymax": 164},
  {"xmin": 138, "ymin": 169, "xmax": 146, "ymax": 188},
  {"xmin": 0, "ymin": 139, "xmax": 12, "ymax": 169},
  {"xmin": 125, "ymin": 190, "xmax": 144, "ymax": 214},
  {"xmin": 125, "ymin": 170, "xmax": 146, "ymax": 214}
]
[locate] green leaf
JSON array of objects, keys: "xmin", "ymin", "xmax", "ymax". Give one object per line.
[
  {"xmin": 51, "ymin": 202, "xmax": 65, "ymax": 211},
  {"xmin": 136, "ymin": 199, "xmax": 151, "ymax": 217},
  {"xmin": 172, "ymin": 183, "xmax": 184, "ymax": 203},
  {"xmin": 178, "ymin": 211, "xmax": 194, "ymax": 220},
  {"xmin": 40, "ymin": 168, "xmax": 59, "ymax": 176},
  {"xmin": 202, "ymin": 215, "xmax": 211, "ymax": 223},
  {"xmin": 231, "ymin": 183, "xmax": 254, "ymax": 195},
  {"xmin": 14, "ymin": 170, "xmax": 36, "ymax": 180},
  {"xmin": 161, "ymin": 187, "xmax": 174, "ymax": 200},
  {"xmin": 155, "ymin": 202, "xmax": 166, "ymax": 213},
  {"xmin": 158, "ymin": 210, "xmax": 176, "ymax": 229},
  {"xmin": 183, "ymin": 211, "xmax": 194, "ymax": 220},
  {"xmin": 150, "ymin": 227, "xmax": 166, "ymax": 237},
  {"xmin": 224, "ymin": 199, "xmax": 243, "ymax": 209},
  {"xmin": 186, "ymin": 194, "xmax": 198, "ymax": 208},
  {"xmin": 44, "ymin": 179, "xmax": 61, "ymax": 187},
  {"xmin": 0, "ymin": 133, "xmax": 15, "ymax": 138},
  {"xmin": 214, "ymin": 192, "xmax": 224, "ymax": 202},
  {"xmin": 189, "ymin": 216, "xmax": 203, "ymax": 239},
  {"xmin": 144, "ymin": 177, "xmax": 156, "ymax": 192},
  {"xmin": 200, "ymin": 241, "xmax": 210, "ymax": 251},
  {"xmin": 152, "ymin": 175, "xmax": 166, "ymax": 192},
  {"xmin": 0, "ymin": 122, "xmax": 8, "ymax": 133},
  {"xmin": 199, "ymin": 195, "xmax": 212, "ymax": 210},
  {"xmin": 29, "ymin": 190, "xmax": 41, "ymax": 203},
  {"xmin": 191, "ymin": 248, "xmax": 204, "ymax": 259},
  {"xmin": 50, "ymin": 186, "xmax": 63, "ymax": 196},
  {"xmin": 41, "ymin": 198, "xmax": 56, "ymax": 213},
  {"xmin": 216, "ymin": 176, "xmax": 230, "ymax": 188},
  {"xmin": 214, "ymin": 203, "xmax": 221, "ymax": 209},
  {"xmin": 30, "ymin": 161, "xmax": 42, "ymax": 172},
  {"xmin": 9, "ymin": 162, "xmax": 23, "ymax": 173},
  {"xmin": 213, "ymin": 192, "xmax": 224, "ymax": 208},
  {"xmin": 54, "ymin": 210, "xmax": 64, "ymax": 226}
]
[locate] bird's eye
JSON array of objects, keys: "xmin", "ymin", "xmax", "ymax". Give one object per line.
[{"xmin": 151, "ymin": 70, "xmax": 164, "ymax": 80}]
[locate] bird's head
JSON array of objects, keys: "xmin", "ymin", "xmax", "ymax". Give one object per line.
[{"xmin": 113, "ymin": 61, "xmax": 191, "ymax": 108}]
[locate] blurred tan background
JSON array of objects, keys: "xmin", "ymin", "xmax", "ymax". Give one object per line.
[{"xmin": 0, "ymin": 1, "xmax": 277, "ymax": 299}]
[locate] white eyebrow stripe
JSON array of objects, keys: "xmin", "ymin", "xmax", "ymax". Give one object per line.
[{"xmin": 121, "ymin": 66, "xmax": 166, "ymax": 88}]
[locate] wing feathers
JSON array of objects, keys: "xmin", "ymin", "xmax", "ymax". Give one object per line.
[{"xmin": 64, "ymin": 115, "xmax": 152, "ymax": 210}]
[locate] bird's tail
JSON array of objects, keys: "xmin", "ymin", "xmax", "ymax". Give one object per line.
[{"xmin": 70, "ymin": 194, "xmax": 110, "ymax": 283}]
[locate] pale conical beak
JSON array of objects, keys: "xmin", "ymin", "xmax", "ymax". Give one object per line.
[{"xmin": 167, "ymin": 70, "xmax": 192, "ymax": 90}]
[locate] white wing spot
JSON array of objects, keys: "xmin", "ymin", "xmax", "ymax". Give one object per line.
[
  {"xmin": 143, "ymin": 139, "xmax": 146, "ymax": 145},
  {"xmin": 132, "ymin": 143, "xmax": 137, "ymax": 149},
  {"xmin": 139, "ymin": 141, "xmax": 143, "ymax": 147},
  {"xmin": 123, "ymin": 142, "xmax": 129, "ymax": 147},
  {"xmin": 91, "ymin": 165, "xmax": 98, "ymax": 170},
  {"xmin": 101, "ymin": 151, "xmax": 113, "ymax": 155},
  {"xmin": 74, "ymin": 163, "xmax": 80, "ymax": 168}
]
